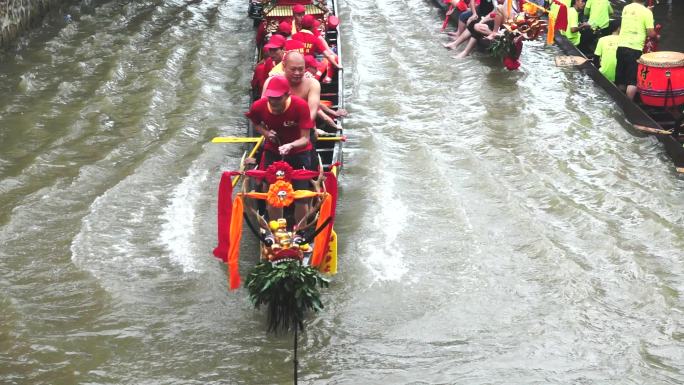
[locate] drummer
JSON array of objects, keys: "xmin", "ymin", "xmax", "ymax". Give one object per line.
[{"xmin": 615, "ymin": 0, "xmax": 657, "ymax": 100}]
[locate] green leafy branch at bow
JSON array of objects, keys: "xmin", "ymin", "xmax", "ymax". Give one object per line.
[{"xmin": 245, "ymin": 261, "xmax": 330, "ymax": 333}]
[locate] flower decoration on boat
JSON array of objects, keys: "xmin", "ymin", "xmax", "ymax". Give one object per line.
[
  {"xmin": 266, "ymin": 180, "xmax": 295, "ymax": 208},
  {"xmin": 264, "ymin": 161, "xmax": 293, "ymax": 183}
]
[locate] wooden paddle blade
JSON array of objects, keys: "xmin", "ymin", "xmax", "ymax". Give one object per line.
[
  {"xmin": 633, "ymin": 124, "xmax": 674, "ymax": 135},
  {"xmin": 555, "ymin": 55, "xmax": 589, "ymax": 67}
]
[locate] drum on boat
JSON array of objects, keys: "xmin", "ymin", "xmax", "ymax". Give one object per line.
[{"xmin": 637, "ymin": 51, "xmax": 684, "ymax": 107}]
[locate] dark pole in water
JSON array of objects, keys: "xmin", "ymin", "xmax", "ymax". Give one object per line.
[{"xmin": 293, "ymin": 327, "xmax": 298, "ymax": 385}]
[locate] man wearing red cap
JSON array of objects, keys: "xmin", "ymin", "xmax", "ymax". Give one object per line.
[
  {"xmin": 246, "ymin": 75, "xmax": 314, "ymax": 221},
  {"xmin": 251, "ymin": 34, "xmax": 286, "ymax": 94},
  {"xmin": 292, "ymin": 14, "xmax": 342, "ymax": 83},
  {"xmin": 291, "ymin": 4, "xmax": 306, "ymax": 34},
  {"xmin": 276, "ymin": 20, "xmax": 292, "ymax": 38}
]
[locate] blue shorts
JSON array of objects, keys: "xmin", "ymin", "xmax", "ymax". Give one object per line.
[{"xmin": 458, "ymin": 10, "xmax": 473, "ymax": 23}]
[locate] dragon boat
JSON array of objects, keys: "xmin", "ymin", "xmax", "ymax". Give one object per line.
[
  {"xmin": 211, "ymin": 0, "xmax": 345, "ymax": 333},
  {"xmin": 554, "ymin": 34, "xmax": 684, "ymax": 173}
]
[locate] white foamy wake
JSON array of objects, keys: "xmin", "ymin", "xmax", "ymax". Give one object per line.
[
  {"xmin": 159, "ymin": 166, "xmax": 209, "ymax": 273},
  {"xmin": 362, "ymin": 173, "xmax": 410, "ymax": 283}
]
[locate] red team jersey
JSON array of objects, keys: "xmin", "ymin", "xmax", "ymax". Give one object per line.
[
  {"xmin": 245, "ymin": 96, "xmax": 314, "ymax": 154},
  {"xmin": 292, "ymin": 30, "xmax": 327, "ymax": 56},
  {"xmin": 251, "ymin": 57, "xmax": 275, "ymax": 92}
]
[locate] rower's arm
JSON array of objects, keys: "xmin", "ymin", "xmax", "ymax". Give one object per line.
[
  {"xmin": 317, "ymin": 108, "xmax": 339, "ymax": 128},
  {"xmin": 308, "ymin": 80, "xmax": 321, "ymax": 121},
  {"xmin": 323, "ymin": 49, "xmax": 342, "ymax": 69},
  {"xmin": 319, "ymin": 103, "xmax": 336, "ymax": 116},
  {"xmin": 278, "ymin": 128, "xmax": 310, "ymax": 155},
  {"xmin": 293, "ymin": 128, "xmax": 311, "ymax": 149}
]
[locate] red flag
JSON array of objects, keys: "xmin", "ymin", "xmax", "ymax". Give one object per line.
[
  {"xmin": 213, "ymin": 171, "xmax": 240, "ymax": 262},
  {"xmin": 553, "ymin": 0, "xmax": 568, "ymax": 31},
  {"xmin": 441, "ymin": 5, "xmax": 454, "ymax": 32}
]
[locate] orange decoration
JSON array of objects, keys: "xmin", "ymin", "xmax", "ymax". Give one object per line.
[{"xmin": 266, "ymin": 180, "xmax": 295, "ymax": 208}]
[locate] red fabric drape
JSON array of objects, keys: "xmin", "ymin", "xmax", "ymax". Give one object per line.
[
  {"xmin": 441, "ymin": 5, "xmax": 454, "ymax": 32},
  {"xmin": 244, "ymin": 169, "xmax": 320, "ymax": 181},
  {"xmin": 227, "ymin": 196, "xmax": 244, "ymax": 290},
  {"xmin": 213, "ymin": 171, "xmax": 240, "ymax": 262},
  {"xmin": 553, "ymin": 0, "xmax": 568, "ymax": 31},
  {"xmin": 311, "ymin": 172, "xmax": 338, "ymax": 266}
]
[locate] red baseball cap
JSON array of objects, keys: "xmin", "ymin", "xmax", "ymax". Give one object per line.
[
  {"xmin": 292, "ymin": 4, "xmax": 305, "ymax": 13},
  {"xmin": 326, "ymin": 15, "xmax": 339, "ymax": 29},
  {"xmin": 278, "ymin": 21, "xmax": 292, "ymax": 34},
  {"xmin": 301, "ymin": 14, "xmax": 316, "ymax": 29},
  {"xmin": 304, "ymin": 54, "xmax": 318, "ymax": 68},
  {"xmin": 264, "ymin": 76, "xmax": 290, "ymax": 97},
  {"xmin": 264, "ymin": 34, "xmax": 286, "ymax": 49}
]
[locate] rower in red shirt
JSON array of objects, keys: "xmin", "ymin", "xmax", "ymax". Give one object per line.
[
  {"xmin": 291, "ymin": 4, "xmax": 306, "ymax": 34},
  {"xmin": 251, "ymin": 34, "xmax": 286, "ymax": 94},
  {"xmin": 292, "ymin": 15, "xmax": 342, "ymax": 83},
  {"xmin": 245, "ymin": 76, "xmax": 314, "ymax": 221}
]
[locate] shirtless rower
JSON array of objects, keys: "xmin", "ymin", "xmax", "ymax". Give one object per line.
[{"xmin": 264, "ymin": 51, "xmax": 320, "ymax": 122}]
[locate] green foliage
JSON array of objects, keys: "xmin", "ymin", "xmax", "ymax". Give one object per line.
[
  {"xmin": 245, "ymin": 261, "xmax": 330, "ymax": 333},
  {"xmin": 489, "ymin": 30, "xmax": 517, "ymax": 59}
]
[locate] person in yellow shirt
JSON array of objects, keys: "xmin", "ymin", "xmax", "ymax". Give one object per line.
[
  {"xmin": 585, "ymin": 0, "xmax": 613, "ymax": 34},
  {"xmin": 593, "ymin": 19, "xmax": 620, "ymax": 82},
  {"xmin": 578, "ymin": 0, "xmax": 613, "ymax": 52},
  {"xmin": 615, "ymin": 0, "xmax": 657, "ymax": 100},
  {"xmin": 562, "ymin": 0, "xmax": 589, "ymax": 46}
]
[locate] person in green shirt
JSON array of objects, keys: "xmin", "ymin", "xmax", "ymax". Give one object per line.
[
  {"xmin": 578, "ymin": 0, "xmax": 613, "ymax": 53},
  {"xmin": 594, "ymin": 19, "xmax": 621, "ymax": 82},
  {"xmin": 562, "ymin": 0, "xmax": 589, "ymax": 46},
  {"xmin": 615, "ymin": 0, "xmax": 657, "ymax": 100},
  {"xmin": 585, "ymin": 0, "xmax": 613, "ymax": 32}
]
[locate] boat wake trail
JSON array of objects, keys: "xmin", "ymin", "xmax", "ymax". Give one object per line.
[
  {"xmin": 159, "ymin": 165, "xmax": 208, "ymax": 273},
  {"xmin": 362, "ymin": 172, "xmax": 410, "ymax": 282}
]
